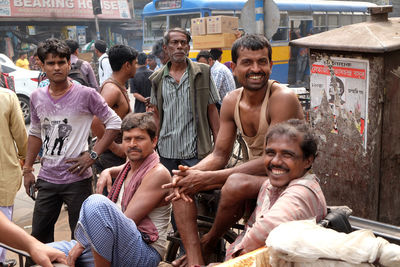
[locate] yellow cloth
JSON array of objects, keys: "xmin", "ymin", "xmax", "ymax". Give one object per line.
[
  {"xmin": 216, "ymin": 247, "xmax": 270, "ymax": 267},
  {"xmin": 0, "ymin": 88, "xmax": 27, "ymax": 206},
  {"xmin": 15, "ymin": 58, "xmax": 30, "ymax": 70}
]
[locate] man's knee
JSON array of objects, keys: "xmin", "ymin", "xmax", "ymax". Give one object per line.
[
  {"xmin": 222, "ymin": 173, "xmax": 264, "ymax": 200},
  {"xmin": 81, "ymin": 194, "xmax": 111, "ymax": 218}
]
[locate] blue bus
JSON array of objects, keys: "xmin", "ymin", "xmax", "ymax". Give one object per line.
[{"xmin": 142, "ymin": 0, "xmax": 377, "ymax": 86}]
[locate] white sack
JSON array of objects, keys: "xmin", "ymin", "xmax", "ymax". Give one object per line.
[{"xmin": 266, "ymin": 219, "xmax": 400, "ymax": 267}]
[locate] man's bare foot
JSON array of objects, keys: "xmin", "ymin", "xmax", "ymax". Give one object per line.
[
  {"xmin": 172, "ymin": 255, "xmax": 188, "ymax": 267},
  {"xmin": 200, "ymin": 233, "xmax": 221, "ymax": 264},
  {"xmin": 200, "ymin": 233, "xmax": 219, "ymax": 255}
]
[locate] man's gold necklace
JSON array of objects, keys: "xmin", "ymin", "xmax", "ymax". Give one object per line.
[{"xmin": 50, "ymin": 82, "xmax": 72, "ymax": 97}]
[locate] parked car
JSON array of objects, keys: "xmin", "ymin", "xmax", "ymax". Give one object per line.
[{"xmin": 0, "ymin": 53, "xmax": 40, "ymax": 124}]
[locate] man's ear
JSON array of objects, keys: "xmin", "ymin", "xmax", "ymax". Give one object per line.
[
  {"xmin": 152, "ymin": 136, "xmax": 158, "ymax": 149},
  {"xmin": 231, "ymin": 62, "xmax": 237, "ymax": 75},
  {"xmin": 303, "ymin": 155, "xmax": 314, "ymax": 170}
]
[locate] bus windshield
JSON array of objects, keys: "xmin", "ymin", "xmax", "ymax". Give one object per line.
[{"xmin": 143, "ymin": 13, "xmax": 199, "ymax": 49}]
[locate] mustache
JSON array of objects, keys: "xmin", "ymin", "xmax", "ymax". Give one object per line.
[
  {"xmin": 268, "ymin": 164, "xmax": 289, "ymax": 171},
  {"xmin": 246, "ymin": 72, "xmax": 266, "ymax": 78},
  {"xmin": 128, "ymin": 147, "xmax": 142, "ymax": 153}
]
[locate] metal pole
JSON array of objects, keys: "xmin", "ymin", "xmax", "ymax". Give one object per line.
[
  {"xmin": 255, "ymin": 0, "xmax": 265, "ymax": 35},
  {"xmin": 94, "ymin": 14, "xmax": 100, "ymax": 40}
]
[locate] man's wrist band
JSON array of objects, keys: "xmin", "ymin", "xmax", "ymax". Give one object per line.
[{"xmin": 23, "ymin": 167, "xmax": 34, "ymax": 174}]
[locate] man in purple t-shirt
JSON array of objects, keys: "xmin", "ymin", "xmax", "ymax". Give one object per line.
[{"xmin": 23, "ymin": 38, "xmax": 121, "ymax": 244}]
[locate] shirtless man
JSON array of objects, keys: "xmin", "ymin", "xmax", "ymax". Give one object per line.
[
  {"xmin": 92, "ymin": 45, "xmax": 138, "ymax": 175},
  {"xmin": 166, "ymin": 34, "xmax": 304, "ymax": 266}
]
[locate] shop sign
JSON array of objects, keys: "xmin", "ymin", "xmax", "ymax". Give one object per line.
[{"xmin": 0, "ymin": 0, "xmax": 131, "ymax": 19}]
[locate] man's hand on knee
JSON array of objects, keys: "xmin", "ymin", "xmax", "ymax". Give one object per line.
[
  {"xmin": 96, "ymin": 168, "xmax": 113, "ymax": 194},
  {"xmin": 67, "ymin": 242, "xmax": 84, "ymax": 267}
]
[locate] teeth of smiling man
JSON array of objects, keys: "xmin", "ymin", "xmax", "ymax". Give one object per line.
[
  {"xmin": 249, "ymin": 75, "xmax": 262, "ymax": 80},
  {"xmin": 271, "ymin": 168, "xmax": 286, "ymax": 175}
]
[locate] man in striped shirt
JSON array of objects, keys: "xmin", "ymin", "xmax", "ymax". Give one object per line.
[{"xmin": 148, "ymin": 28, "xmax": 220, "ymax": 173}]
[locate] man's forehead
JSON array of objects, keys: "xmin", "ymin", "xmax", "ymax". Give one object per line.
[
  {"xmin": 45, "ymin": 53, "xmax": 68, "ymax": 61},
  {"xmin": 169, "ymin": 32, "xmax": 187, "ymax": 40},
  {"xmin": 266, "ymin": 133, "xmax": 303, "ymax": 149},
  {"xmin": 123, "ymin": 127, "xmax": 149, "ymax": 136},
  {"xmin": 237, "ymin": 47, "xmax": 268, "ymax": 57}
]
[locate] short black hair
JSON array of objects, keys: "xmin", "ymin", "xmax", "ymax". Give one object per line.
[
  {"xmin": 108, "ymin": 45, "xmax": 138, "ymax": 72},
  {"xmin": 95, "ymin": 40, "xmax": 107, "ymax": 53},
  {"xmin": 121, "ymin": 112, "xmax": 157, "ymax": 140},
  {"xmin": 266, "ymin": 119, "xmax": 318, "ymax": 160},
  {"xmin": 65, "ymin": 39, "xmax": 79, "ymax": 54},
  {"xmin": 196, "ymin": 50, "xmax": 211, "ymax": 62},
  {"xmin": 163, "ymin": 28, "xmax": 191, "ymax": 45},
  {"xmin": 231, "ymin": 34, "xmax": 272, "ymax": 64},
  {"xmin": 37, "ymin": 38, "xmax": 71, "ymax": 63},
  {"xmin": 147, "ymin": 53, "xmax": 156, "ymax": 61},
  {"xmin": 137, "ymin": 52, "xmax": 147, "ymax": 65},
  {"xmin": 210, "ymin": 48, "xmax": 222, "ymax": 61},
  {"xmin": 152, "ymin": 39, "xmax": 164, "ymax": 58}
]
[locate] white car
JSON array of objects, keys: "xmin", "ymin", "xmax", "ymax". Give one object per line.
[{"xmin": 0, "ymin": 53, "xmax": 40, "ymax": 124}]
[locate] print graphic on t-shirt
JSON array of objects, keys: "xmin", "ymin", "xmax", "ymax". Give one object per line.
[
  {"xmin": 42, "ymin": 118, "xmax": 52, "ymax": 152},
  {"xmin": 43, "ymin": 118, "xmax": 72, "ymax": 156}
]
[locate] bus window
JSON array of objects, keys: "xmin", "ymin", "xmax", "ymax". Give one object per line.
[
  {"xmin": 341, "ymin": 12, "xmax": 353, "ymax": 26},
  {"xmin": 328, "ymin": 12, "xmax": 339, "ymax": 30},
  {"xmin": 272, "ymin": 12, "xmax": 289, "ymax": 42},
  {"xmin": 313, "ymin": 12, "xmax": 327, "ymax": 33},
  {"xmin": 288, "ymin": 19, "xmax": 312, "ymax": 85},
  {"xmin": 170, "ymin": 13, "xmax": 199, "ymax": 30},
  {"xmin": 353, "ymin": 12, "xmax": 366, "ymax": 23},
  {"xmin": 143, "ymin": 16, "xmax": 167, "ymax": 49},
  {"xmin": 211, "ymin": 11, "xmax": 238, "ymax": 16}
]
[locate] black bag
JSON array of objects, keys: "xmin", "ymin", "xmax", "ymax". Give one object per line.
[
  {"xmin": 69, "ymin": 59, "xmax": 89, "ymax": 86},
  {"xmin": 319, "ymin": 206, "xmax": 353, "ymax": 234},
  {"xmin": 0, "ymin": 72, "xmax": 15, "ymax": 92}
]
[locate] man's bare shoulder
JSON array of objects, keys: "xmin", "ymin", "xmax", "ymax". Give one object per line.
[
  {"xmin": 145, "ymin": 163, "xmax": 172, "ymax": 184},
  {"xmin": 220, "ymin": 88, "xmax": 241, "ymax": 119},
  {"xmin": 101, "ymin": 82, "xmax": 124, "ymax": 96},
  {"xmin": 270, "ymin": 83, "xmax": 298, "ymax": 100},
  {"xmin": 222, "ymin": 88, "xmax": 241, "ymax": 107},
  {"xmin": 268, "ymin": 82, "xmax": 304, "ymax": 122}
]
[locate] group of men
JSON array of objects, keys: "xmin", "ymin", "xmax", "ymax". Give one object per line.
[{"xmin": 0, "ymin": 27, "xmax": 328, "ymax": 267}]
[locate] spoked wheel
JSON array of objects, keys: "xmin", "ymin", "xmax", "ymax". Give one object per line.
[
  {"xmin": 226, "ymin": 133, "xmax": 249, "ymax": 168},
  {"xmin": 165, "ymin": 221, "xmax": 237, "ymax": 264}
]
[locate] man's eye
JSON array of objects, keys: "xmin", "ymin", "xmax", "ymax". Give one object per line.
[{"xmin": 282, "ymin": 153, "xmax": 294, "ymax": 159}]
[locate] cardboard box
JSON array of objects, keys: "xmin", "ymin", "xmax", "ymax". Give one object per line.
[
  {"xmin": 206, "ymin": 16, "xmax": 239, "ymax": 34},
  {"xmin": 193, "ymin": 33, "xmax": 237, "ymax": 49},
  {"xmin": 191, "ymin": 18, "xmax": 207, "ymax": 36}
]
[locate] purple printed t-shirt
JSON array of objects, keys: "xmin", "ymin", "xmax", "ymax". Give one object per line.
[{"xmin": 29, "ymin": 83, "xmax": 117, "ymax": 184}]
